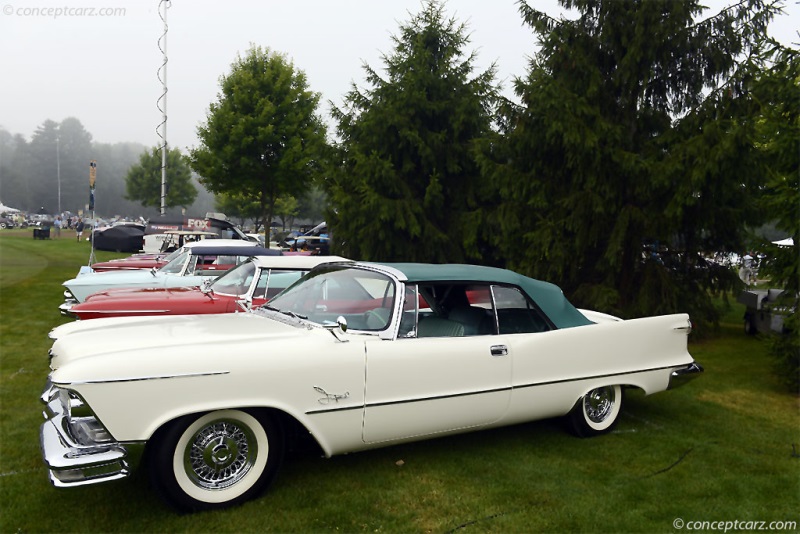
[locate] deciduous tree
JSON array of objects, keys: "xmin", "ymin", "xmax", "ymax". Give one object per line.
[
  {"xmin": 125, "ymin": 147, "xmax": 197, "ymax": 210},
  {"xmin": 189, "ymin": 46, "xmax": 328, "ymax": 234}
]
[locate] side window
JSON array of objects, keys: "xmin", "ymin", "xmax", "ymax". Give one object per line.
[
  {"xmin": 398, "ymin": 284, "xmax": 419, "ymax": 338},
  {"xmin": 254, "ymin": 269, "xmax": 271, "ymax": 299},
  {"xmin": 449, "ymin": 284, "xmax": 495, "ymax": 336},
  {"xmin": 402, "ymin": 283, "xmax": 494, "ymax": 338},
  {"xmin": 260, "ymin": 270, "xmax": 304, "ymax": 301},
  {"xmin": 492, "ymin": 286, "xmax": 550, "ymax": 334}
]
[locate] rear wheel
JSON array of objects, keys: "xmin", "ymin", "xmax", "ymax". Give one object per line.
[
  {"xmin": 147, "ymin": 409, "xmax": 284, "ymax": 512},
  {"xmin": 568, "ymin": 385, "xmax": 623, "ymax": 437}
]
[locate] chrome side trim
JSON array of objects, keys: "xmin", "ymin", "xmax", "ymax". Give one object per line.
[
  {"xmin": 673, "ymin": 320, "xmax": 693, "ymax": 334},
  {"xmin": 73, "ymin": 309, "xmax": 172, "ymax": 315},
  {"xmin": 307, "ymin": 362, "xmax": 704, "ymax": 416},
  {"xmin": 58, "ymin": 370, "xmax": 230, "ymax": 386}
]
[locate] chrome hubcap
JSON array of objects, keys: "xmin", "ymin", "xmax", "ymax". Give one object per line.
[
  {"xmin": 184, "ymin": 419, "xmax": 257, "ymax": 490},
  {"xmin": 584, "ymin": 386, "xmax": 615, "ymax": 423}
]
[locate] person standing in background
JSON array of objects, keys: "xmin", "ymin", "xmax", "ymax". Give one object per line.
[{"xmin": 75, "ymin": 218, "xmax": 85, "ymax": 242}]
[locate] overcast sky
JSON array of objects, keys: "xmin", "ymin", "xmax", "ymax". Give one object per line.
[{"xmin": 1, "ymin": 0, "xmax": 797, "ymax": 152}]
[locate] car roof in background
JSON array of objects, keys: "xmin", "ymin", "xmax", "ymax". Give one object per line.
[
  {"xmin": 182, "ymin": 239, "xmax": 258, "ymax": 249},
  {"xmin": 189, "ymin": 245, "xmax": 282, "ymax": 256},
  {"xmin": 250, "ymin": 255, "xmax": 350, "ymax": 269},
  {"xmin": 163, "ymin": 230, "xmax": 218, "ymax": 236}
]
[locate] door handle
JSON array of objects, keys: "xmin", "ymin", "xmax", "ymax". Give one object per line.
[{"xmin": 490, "ymin": 345, "xmax": 508, "ymax": 357}]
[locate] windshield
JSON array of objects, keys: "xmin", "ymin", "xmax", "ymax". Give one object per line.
[
  {"xmin": 158, "ymin": 248, "xmax": 191, "ymax": 274},
  {"xmin": 160, "ymin": 247, "xmax": 184, "ymax": 263},
  {"xmin": 211, "ymin": 260, "xmax": 256, "ymax": 296},
  {"xmin": 266, "ymin": 266, "xmax": 395, "ymax": 331}
]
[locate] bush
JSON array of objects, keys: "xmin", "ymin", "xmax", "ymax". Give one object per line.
[{"xmin": 767, "ymin": 311, "xmax": 800, "ymax": 393}]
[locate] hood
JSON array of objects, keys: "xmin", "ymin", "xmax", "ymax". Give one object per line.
[
  {"xmin": 84, "ymin": 285, "xmax": 198, "ymax": 302},
  {"xmin": 48, "ymin": 312, "xmax": 315, "ymax": 384},
  {"xmin": 63, "ymin": 269, "xmax": 168, "ymax": 302},
  {"xmin": 70, "ymin": 286, "xmax": 213, "ymax": 318},
  {"xmin": 91, "ymin": 257, "xmax": 164, "ymax": 270},
  {"xmin": 65, "ymin": 269, "xmax": 162, "ymax": 288}
]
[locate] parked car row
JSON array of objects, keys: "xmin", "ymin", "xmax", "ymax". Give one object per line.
[{"xmin": 39, "ymin": 241, "xmax": 703, "ymax": 513}]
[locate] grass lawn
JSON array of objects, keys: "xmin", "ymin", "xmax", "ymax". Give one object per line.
[{"xmin": 0, "ymin": 229, "xmax": 798, "ymax": 532}]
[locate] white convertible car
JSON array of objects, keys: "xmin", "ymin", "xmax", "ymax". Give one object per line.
[{"xmin": 40, "ymin": 262, "xmax": 702, "ymax": 512}]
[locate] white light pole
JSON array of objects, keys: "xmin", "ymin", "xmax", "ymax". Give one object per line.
[
  {"xmin": 56, "ymin": 136, "xmax": 61, "ymax": 215},
  {"xmin": 157, "ymin": 0, "xmax": 170, "ymax": 217}
]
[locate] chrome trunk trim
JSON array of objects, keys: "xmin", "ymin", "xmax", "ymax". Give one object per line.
[{"xmin": 667, "ymin": 362, "xmax": 704, "ymax": 389}]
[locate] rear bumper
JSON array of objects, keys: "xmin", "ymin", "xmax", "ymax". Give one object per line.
[{"xmin": 667, "ymin": 362, "xmax": 704, "ymax": 390}]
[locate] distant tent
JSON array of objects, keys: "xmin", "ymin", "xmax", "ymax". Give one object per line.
[
  {"xmin": 92, "ymin": 225, "xmax": 145, "ymax": 253},
  {"xmin": 0, "ymin": 202, "xmax": 20, "ymax": 213}
]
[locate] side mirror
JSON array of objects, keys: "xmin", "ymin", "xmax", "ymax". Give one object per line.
[
  {"xmin": 322, "ymin": 316, "xmax": 349, "ymax": 342},
  {"xmin": 235, "ymin": 296, "xmax": 253, "ymax": 313},
  {"xmin": 200, "ymin": 279, "xmax": 215, "ymax": 298}
]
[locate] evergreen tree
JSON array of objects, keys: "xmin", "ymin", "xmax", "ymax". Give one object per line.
[
  {"xmin": 27, "ymin": 120, "xmax": 61, "ymax": 213},
  {"xmin": 326, "ymin": 0, "xmax": 499, "ymax": 262},
  {"xmin": 296, "ymin": 185, "xmax": 328, "ymax": 226},
  {"xmin": 57, "ymin": 117, "xmax": 94, "ymax": 214},
  {"xmin": 752, "ymin": 44, "xmax": 799, "ymax": 391},
  {"xmin": 483, "ymin": 0, "xmax": 783, "ymax": 325},
  {"xmin": 0, "ymin": 129, "xmax": 31, "ymax": 209}
]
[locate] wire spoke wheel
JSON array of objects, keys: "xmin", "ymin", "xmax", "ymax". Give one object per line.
[
  {"xmin": 568, "ymin": 385, "xmax": 623, "ymax": 437},
  {"xmin": 184, "ymin": 418, "xmax": 258, "ymax": 490},
  {"xmin": 148, "ymin": 409, "xmax": 283, "ymax": 512}
]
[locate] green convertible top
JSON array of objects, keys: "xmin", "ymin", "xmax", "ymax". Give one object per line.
[{"xmin": 371, "ymin": 262, "xmax": 593, "ymax": 329}]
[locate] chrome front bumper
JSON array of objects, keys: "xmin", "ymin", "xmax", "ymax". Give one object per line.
[
  {"xmin": 40, "ymin": 385, "xmax": 129, "ymax": 487},
  {"xmin": 60, "ymin": 289, "xmax": 78, "ymax": 316},
  {"xmin": 667, "ymin": 362, "xmax": 704, "ymax": 390}
]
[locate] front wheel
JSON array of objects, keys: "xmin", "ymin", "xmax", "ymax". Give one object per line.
[
  {"xmin": 146, "ymin": 409, "xmax": 284, "ymax": 512},
  {"xmin": 568, "ymin": 385, "xmax": 623, "ymax": 437}
]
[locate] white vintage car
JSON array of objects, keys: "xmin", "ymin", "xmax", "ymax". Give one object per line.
[
  {"xmin": 59, "ymin": 244, "xmax": 281, "ymax": 313},
  {"xmin": 40, "ymin": 262, "xmax": 702, "ymax": 512}
]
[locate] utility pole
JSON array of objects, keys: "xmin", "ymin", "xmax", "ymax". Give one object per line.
[{"xmin": 56, "ymin": 136, "xmax": 61, "ymax": 215}]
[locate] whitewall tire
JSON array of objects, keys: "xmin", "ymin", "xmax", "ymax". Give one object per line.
[
  {"xmin": 147, "ymin": 409, "xmax": 283, "ymax": 512},
  {"xmin": 568, "ymin": 385, "xmax": 623, "ymax": 437}
]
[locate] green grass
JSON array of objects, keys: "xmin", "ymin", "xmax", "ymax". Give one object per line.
[{"xmin": 1, "ymin": 229, "xmax": 798, "ymax": 532}]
